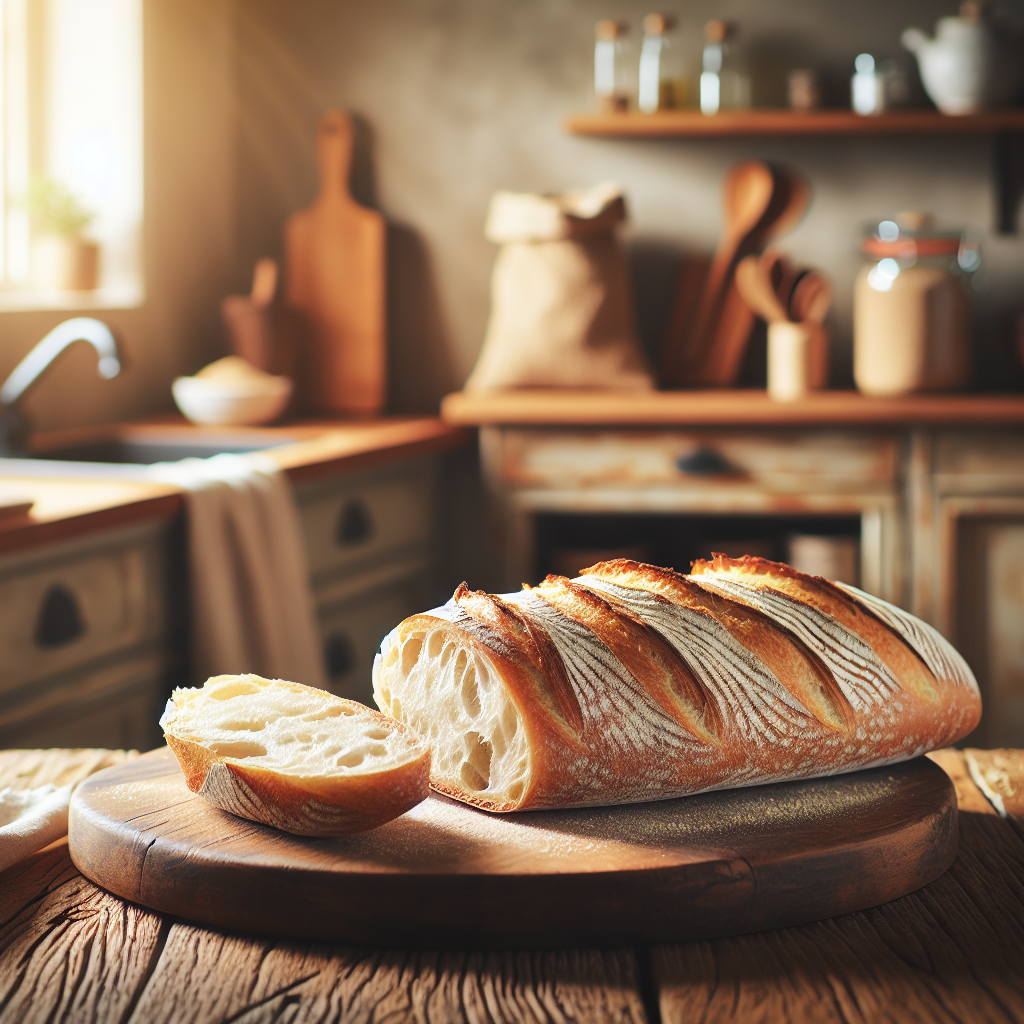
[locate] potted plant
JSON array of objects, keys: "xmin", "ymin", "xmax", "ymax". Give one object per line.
[{"xmin": 26, "ymin": 176, "xmax": 99, "ymax": 291}]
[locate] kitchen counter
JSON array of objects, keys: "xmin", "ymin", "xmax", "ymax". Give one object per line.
[
  {"xmin": 441, "ymin": 389, "xmax": 1024, "ymax": 427},
  {"xmin": 0, "ymin": 416, "xmax": 470, "ymax": 555},
  {"xmin": 0, "ymin": 745, "xmax": 1020, "ymax": 1023}
]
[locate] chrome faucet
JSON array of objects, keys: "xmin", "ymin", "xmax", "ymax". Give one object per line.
[{"xmin": 0, "ymin": 317, "xmax": 122, "ymax": 456}]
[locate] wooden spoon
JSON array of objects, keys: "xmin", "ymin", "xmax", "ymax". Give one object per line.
[
  {"xmin": 791, "ymin": 270, "xmax": 833, "ymax": 324},
  {"xmin": 735, "ymin": 255, "xmax": 790, "ymax": 323},
  {"xmin": 751, "ymin": 167, "xmax": 810, "ymax": 250},
  {"xmin": 682, "ymin": 160, "xmax": 775, "ymax": 377},
  {"xmin": 249, "ymin": 258, "xmax": 278, "ymax": 307}
]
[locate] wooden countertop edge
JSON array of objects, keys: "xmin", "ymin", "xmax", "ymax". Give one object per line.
[
  {"xmin": 272, "ymin": 421, "xmax": 473, "ymax": 483},
  {"xmin": 0, "ymin": 418, "xmax": 470, "ymax": 555},
  {"xmin": 0, "ymin": 491, "xmax": 184, "ymax": 557},
  {"xmin": 440, "ymin": 390, "xmax": 1024, "ymax": 428}
]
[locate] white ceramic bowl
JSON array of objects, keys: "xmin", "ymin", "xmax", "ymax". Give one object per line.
[{"xmin": 171, "ymin": 374, "xmax": 293, "ymax": 426}]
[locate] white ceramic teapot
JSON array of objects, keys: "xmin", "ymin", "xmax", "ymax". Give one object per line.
[{"xmin": 902, "ymin": 2, "xmax": 1021, "ymax": 114}]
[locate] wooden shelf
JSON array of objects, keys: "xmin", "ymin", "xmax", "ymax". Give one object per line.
[
  {"xmin": 441, "ymin": 389, "xmax": 1024, "ymax": 428},
  {"xmin": 565, "ymin": 108, "xmax": 1024, "ymax": 138}
]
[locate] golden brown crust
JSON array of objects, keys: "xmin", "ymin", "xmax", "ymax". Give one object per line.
[
  {"xmin": 532, "ymin": 574, "xmax": 721, "ymax": 740},
  {"xmin": 375, "ymin": 556, "xmax": 982, "ymax": 813},
  {"xmin": 581, "ymin": 559, "xmax": 856, "ymax": 730}
]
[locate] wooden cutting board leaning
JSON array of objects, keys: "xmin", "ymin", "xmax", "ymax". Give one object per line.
[
  {"xmin": 285, "ymin": 111, "xmax": 386, "ymax": 415},
  {"xmin": 68, "ymin": 747, "xmax": 957, "ymax": 948}
]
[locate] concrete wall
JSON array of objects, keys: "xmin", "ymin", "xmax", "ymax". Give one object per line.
[
  {"xmin": 2, "ymin": 0, "xmax": 1022, "ymax": 431},
  {"xmin": 233, "ymin": 0, "xmax": 1024, "ymax": 410}
]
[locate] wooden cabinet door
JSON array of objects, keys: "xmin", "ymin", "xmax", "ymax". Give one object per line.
[{"xmin": 942, "ymin": 499, "xmax": 1024, "ymax": 748}]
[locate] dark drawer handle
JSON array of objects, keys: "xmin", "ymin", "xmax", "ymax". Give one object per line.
[
  {"xmin": 335, "ymin": 498, "xmax": 373, "ymax": 547},
  {"xmin": 325, "ymin": 632, "xmax": 356, "ymax": 680},
  {"xmin": 35, "ymin": 584, "xmax": 86, "ymax": 648},
  {"xmin": 676, "ymin": 446, "xmax": 733, "ymax": 477}
]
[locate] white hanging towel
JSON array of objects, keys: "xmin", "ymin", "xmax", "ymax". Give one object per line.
[{"xmin": 149, "ymin": 453, "xmax": 327, "ymax": 689}]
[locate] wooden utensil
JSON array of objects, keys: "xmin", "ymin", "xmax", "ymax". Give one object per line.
[
  {"xmin": 69, "ymin": 748, "xmax": 957, "ymax": 949},
  {"xmin": 689, "ymin": 275, "xmax": 756, "ymax": 386},
  {"xmin": 735, "ymin": 254, "xmax": 790, "ymax": 322},
  {"xmin": 221, "ymin": 259, "xmax": 280, "ymax": 372},
  {"xmin": 660, "ymin": 161, "xmax": 774, "ymax": 386},
  {"xmin": 791, "ymin": 269, "xmax": 834, "ymax": 323},
  {"xmin": 751, "ymin": 166, "xmax": 810, "ymax": 249},
  {"xmin": 285, "ymin": 111, "xmax": 386, "ymax": 415},
  {"xmin": 773, "ymin": 254, "xmax": 803, "ymax": 316},
  {"xmin": 659, "ymin": 253, "xmax": 711, "ymax": 385}
]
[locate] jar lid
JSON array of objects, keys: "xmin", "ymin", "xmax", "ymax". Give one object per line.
[
  {"xmin": 863, "ymin": 236, "xmax": 961, "ymax": 257},
  {"xmin": 596, "ymin": 20, "xmax": 628, "ymax": 40},
  {"xmin": 862, "ymin": 218, "xmax": 961, "ymax": 258}
]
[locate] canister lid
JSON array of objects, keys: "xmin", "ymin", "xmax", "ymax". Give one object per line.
[{"xmin": 862, "ymin": 217, "xmax": 961, "ymax": 258}]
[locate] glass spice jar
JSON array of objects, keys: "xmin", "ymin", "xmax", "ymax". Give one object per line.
[
  {"xmin": 638, "ymin": 13, "xmax": 688, "ymax": 113},
  {"xmin": 594, "ymin": 20, "xmax": 632, "ymax": 112},
  {"xmin": 700, "ymin": 19, "xmax": 751, "ymax": 115}
]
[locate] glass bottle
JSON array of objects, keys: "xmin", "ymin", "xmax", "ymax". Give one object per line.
[
  {"xmin": 638, "ymin": 14, "xmax": 688, "ymax": 113},
  {"xmin": 594, "ymin": 20, "xmax": 631, "ymax": 112},
  {"xmin": 700, "ymin": 20, "xmax": 751, "ymax": 115}
]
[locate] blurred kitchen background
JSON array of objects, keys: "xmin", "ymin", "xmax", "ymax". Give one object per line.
[
  {"xmin": 2, "ymin": 0, "xmax": 1023, "ymax": 431},
  {"xmin": 1, "ymin": 0, "xmax": 1022, "ymax": 752}
]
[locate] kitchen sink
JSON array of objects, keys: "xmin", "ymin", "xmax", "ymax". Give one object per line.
[
  {"xmin": 0, "ymin": 428, "xmax": 300, "ymax": 479},
  {"xmin": 33, "ymin": 437, "xmax": 287, "ymax": 464}
]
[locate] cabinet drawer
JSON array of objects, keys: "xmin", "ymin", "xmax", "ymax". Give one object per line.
[
  {"xmin": 298, "ymin": 463, "xmax": 434, "ymax": 583},
  {"xmin": 318, "ymin": 572, "xmax": 431, "ymax": 706},
  {"xmin": 935, "ymin": 431, "xmax": 1024, "ymax": 493},
  {"xmin": 488, "ymin": 429, "xmax": 898, "ymax": 493},
  {"xmin": 0, "ymin": 545, "xmax": 152, "ymax": 694},
  {"xmin": 0, "ymin": 651, "xmax": 166, "ymax": 751}
]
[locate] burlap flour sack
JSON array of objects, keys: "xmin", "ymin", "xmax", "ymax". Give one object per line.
[{"xmin": 465, "ymin": 184, "xmax": 653, "ymax": 391}]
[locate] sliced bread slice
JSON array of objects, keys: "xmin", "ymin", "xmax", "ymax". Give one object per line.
[{"xmin": 160, "ymin": 674, "xmax": 430, "ymax": 836}]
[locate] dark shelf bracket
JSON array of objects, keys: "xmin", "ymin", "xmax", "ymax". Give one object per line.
[{"xmin": 994, "ymin": 132, "xmax": 1024, "ymax": 235}]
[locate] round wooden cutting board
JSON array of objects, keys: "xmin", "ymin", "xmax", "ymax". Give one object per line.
[{"xmin": 69, "ymin": 748, "xmax": 956, "ymax": 948}]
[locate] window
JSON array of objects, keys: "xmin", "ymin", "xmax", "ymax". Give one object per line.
[{"xmin": 0, "ymin": 0, "xmax": 142, "ymax": 309}]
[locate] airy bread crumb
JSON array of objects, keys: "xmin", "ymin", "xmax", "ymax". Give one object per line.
[{"xmin": 161, "ymin": 674, "xmax": 430, "ymax": 835}]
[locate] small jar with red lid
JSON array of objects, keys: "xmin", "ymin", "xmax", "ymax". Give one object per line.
[{"xmin": 853, "ymin": 215, "xmax": 978, "ymax": 396}]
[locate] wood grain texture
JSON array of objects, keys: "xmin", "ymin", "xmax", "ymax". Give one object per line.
[
  {"xmin": 0, "ymin": 749, "xmax": 159, "ymax": 1024},
  {"xmin": 129, "ymin": 927, "xmax": 647, "ymax": 1024},
  {"xmin": 564, "ymin": 108, "xmax": 1024, "ymax": 138},
  {"xmin": 69, "ymin": 748, "xmax": 957, "ymax": 948},
  {"xmin": 654, "ymin": 748, "xmax": 1024, "ymax": 1024},
  {"xmin": 440, "ymin": 389, "xmax": 1024, "ymax": 428},
  {"xmin": 3, "ymin": 747, "xmax": 1024, "ymax": 1022},
  {"xmin": 0, "ymin": 845, "xmax": 166, "ymax": 1024}
]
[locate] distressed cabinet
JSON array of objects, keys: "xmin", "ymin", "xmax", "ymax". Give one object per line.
[
  {"xmin": 0, "ymin": 453, "xmax": 446, "ymax": 749},
  {"xmin": 479, "ymin": 424, "xmax": 1024, "ymax": 748},
  {"xmin": 294, "ymin": 457, "xmax": 440, "ymax": 707},
  {"xmin": 0, "ymin": 518, "xmax": 180, "ymax": 751}
]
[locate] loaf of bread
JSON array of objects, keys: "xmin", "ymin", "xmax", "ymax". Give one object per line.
[
  {"xmin": 372, "ymin": 555, "xmax": 980, "ymax": 813},
  {"xmin": 160, "ymin": 674, "xmax": 430, "ymax": 835}
]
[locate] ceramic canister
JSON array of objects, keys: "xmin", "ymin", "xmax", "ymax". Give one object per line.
[{"xmin": 853, "ymin": 224, "xmax": 972, "ymax": 396}]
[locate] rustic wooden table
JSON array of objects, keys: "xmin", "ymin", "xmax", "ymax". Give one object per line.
[{"xmin": 0, "ymin": 746, "xmax": 1021, "ymax": 1024}]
